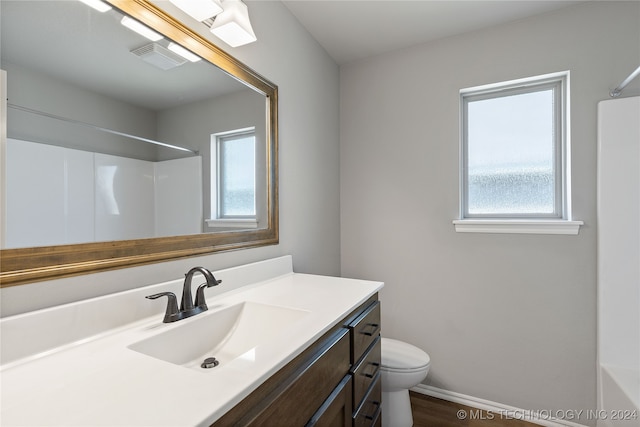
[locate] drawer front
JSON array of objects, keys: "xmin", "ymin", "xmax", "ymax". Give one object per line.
[
  {"xmin": 249, "ymin": 328, "xmax": 351, "ymax": 426},
  {"xmin": 349, "ymin": 301, "xmax": 381, "ymax": 364},
  {"xmin": 353, "ymin": 374, "xmax": 382, "ymax": 427},
  {"xmin": 351, "ymin": 337, "xmax": 381, "ymax": 408},
  {"xmin": 305, "ymin": 375, "xmax": 352, "ymax": 427},
  {"xmin": 214, "ymin": 327, "xmax": 350, "ymax": 426}
]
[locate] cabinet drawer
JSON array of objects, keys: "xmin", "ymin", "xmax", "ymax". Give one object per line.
[
  {"xmin": 213, "ymin": 328, "xmax": 350, "ymax": 426},
  {"xmin": 305, "ymin": 375, "xmax": 352, "ymax": 427},
  {"xmin": 348, "ymin": 301, "xmax": 381, "ymax": 365},
  {"xmin": 351, "ymin": 336, "xmax": 381, "ymax": 408},
  {"xmin": 353, "ymin": 375, "xmax": 382, "ymax": 427},
  {"xmin": 249, "ymin": 329, "xmax": 350, "ymax": 426}
]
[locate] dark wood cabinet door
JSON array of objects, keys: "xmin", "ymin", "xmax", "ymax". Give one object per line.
[{"xmin": 305, "ymin": 375, "xmax": 353, "ymax": 427}]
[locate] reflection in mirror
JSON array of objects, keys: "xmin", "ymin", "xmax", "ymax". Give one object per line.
[
  {"xmin": 0, "ymin": 0, "xmax": 278, "ymax": 285},
  {"xmin": 2, "ymin": 0, "xmax": 267, "ymax": 249}
]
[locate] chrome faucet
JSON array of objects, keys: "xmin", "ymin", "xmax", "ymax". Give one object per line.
[{"xmin": 146, "ymin": 267, "xmax": 222, "ymax": 323}]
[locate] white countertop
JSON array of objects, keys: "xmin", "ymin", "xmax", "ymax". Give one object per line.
[{"xmin": 0, "ymin": 257, "xmax": 382, "ymax": 426}]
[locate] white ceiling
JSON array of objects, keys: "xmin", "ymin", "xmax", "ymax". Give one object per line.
[
  {"xmin": 0, "ymin": 0, "xmax": 594, "ymax": 109},
  {"xmin": 281, "ymin": 0, "xmax": 587, "ymax": 65}
]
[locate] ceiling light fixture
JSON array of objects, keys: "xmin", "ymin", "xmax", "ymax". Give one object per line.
[
  {"xmin": 210, "ymin": 0, "xmax": 257, "ymax": 47},
  {"xmin": 170, "ymin": 0, "xmax": 257, "ymax": 48},
  {"xmin": 78, "ymin": 0, "xmax": 112, "ymax": 13},
  {"xmin": 167, "ymin": 42, "xmax": 202, "ymax": 63},
  {"xmin": 120, "ymin": 16, "xmax": 164, "ymax": 42},
  {"xmin": 169, "ymin": 0, "xmax": 223, "ymax": 22}
]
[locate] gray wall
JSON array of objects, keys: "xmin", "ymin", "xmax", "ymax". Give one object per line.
[
  {"xmin": 1, "ymin": 0, "xmax": 341, "ymax": 316},
  {"xmin": 340, "ymin": 1, "xmax": 640, "ymax": 422},
  {"xmin": 4, "ymin": 62, "xmax": 159, "ymax": 161}
]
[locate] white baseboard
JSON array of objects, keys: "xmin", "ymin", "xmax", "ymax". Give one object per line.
[{"xmin": 411, "ymin": 384, "xmax": 589, "ymax": 427}]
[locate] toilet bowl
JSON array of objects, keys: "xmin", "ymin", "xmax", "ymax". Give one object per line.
[{"xmin": 380, "ymin": 338, "xmax": 430, "ymax": 427}]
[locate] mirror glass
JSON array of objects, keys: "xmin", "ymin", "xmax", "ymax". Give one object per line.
[{"xmin": 0, "ymin": 0, "xmax": 278, "ymax": 285}]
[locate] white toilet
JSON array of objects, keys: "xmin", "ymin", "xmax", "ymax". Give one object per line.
[{"xmin": 380, "ymin": 338, "xmax": 430, "ymax": 427}]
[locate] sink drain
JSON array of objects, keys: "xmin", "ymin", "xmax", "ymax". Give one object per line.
[{"xmin": 201, "ymin": 357, "xmax": 219, "ymax": 369}]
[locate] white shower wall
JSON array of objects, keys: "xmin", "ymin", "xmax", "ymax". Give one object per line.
[
  {"xmin": 94, "ymin": 152, "xmax": 155, "ymax": 242},
  {"xmin": 597, "ymin": 96, "xmax": 640, "ymax": 424},
  {"xmin": 5, "ymin": 139, "xmax": 202, "ymax": 248},
  {"xmin": 154, "ymin": 156, "xmax": 203, "ymax": 238},
  {"xmin": 5, "ymin": 139, "xmax": 94, "ymax": 247}
]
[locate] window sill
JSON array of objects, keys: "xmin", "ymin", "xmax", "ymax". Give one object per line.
[
  {"xmin": 452, "ymin": 219, "xmax": 583, "ymax": 235},
  {"xmin": 206, "ymin": 218, "xmax": 258, "ymax": 229}
]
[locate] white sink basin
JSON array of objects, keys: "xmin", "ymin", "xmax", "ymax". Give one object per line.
[{"xmin": 128, "ymin": 302, "xmax": 309, "ymax": 370}]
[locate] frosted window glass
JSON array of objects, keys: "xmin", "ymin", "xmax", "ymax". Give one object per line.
[
  {"xmin": 220, "ymin": 134, "xmax": 255, "ymax": 217},
  {"xmin": 466, "ymin": 88, "xmax": 557, "ymax": 215}
]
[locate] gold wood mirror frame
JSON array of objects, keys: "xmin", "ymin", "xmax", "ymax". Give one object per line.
[{"xmin": 0, "ymin": 0, "xmax": 278, "ymax": 287}]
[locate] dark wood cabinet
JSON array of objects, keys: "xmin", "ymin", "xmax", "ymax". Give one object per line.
[
  {"xmin": 347, "ymin": 300, "xmax": 382, "ymax": 427},
  {"xmin": 347, "ymin": 301, "xmax": 381, "ymax": 365},
  {"xmin": 352, "ymin": 338, "xmax": 381, "ymax": 412},
  {"xmin": 305, "ymin": 375, "xmax": 353, "ymax": 427},
  {"xmin": 353, "ymin": 377, "xmax": 382, "ymax": 427},
  {"xmin": 211, "ymin": 294, "xmax": 380, "ymax": 427}
]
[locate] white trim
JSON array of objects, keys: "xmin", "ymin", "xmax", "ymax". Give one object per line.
[
  {"xmin": 453, "ymin": 219, "xmax": 583, "ymax": 235},
  {"xmin": 459, "ymin": 71, "xmax": 573, "ymax": 222},
  {"xmin": 460, "ymin": 71, "xmax": 570, "ymax": 96},
  {"xmin": 412, "ymin": 384, "xmax": 589, "ymax": 427},
  {"xmin": 206, "ymin": 218, "xmax": 258, "ymax": 229},
  {"xmin": 210, "ymin": 127, "xmax": 257, "ymax": 222},
  {"xmin": 211, "ymin": 126, "xmax": 256, "ymax": 138}
]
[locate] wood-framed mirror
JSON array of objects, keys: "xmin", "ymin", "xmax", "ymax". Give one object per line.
[{"xmin": 0, "ymin": 0, "xmax": 278, "ymax": 287}]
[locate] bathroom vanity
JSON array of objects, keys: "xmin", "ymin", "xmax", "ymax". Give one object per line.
[
  {"xmin": 0, "ymin": 256, "xmax": 383, "ymax": 426},
  {"xmin": 214, "ymin": 294, "xmax": 382, "ymax": 426}
]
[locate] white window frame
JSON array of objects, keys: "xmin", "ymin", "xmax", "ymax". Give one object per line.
[
  {"xmin": 453, "ymin": 71, "xmax": 582, "ymax": 235},
  {"xmin": 206, "ymin": 127, "xmax": 258, "ymax": 229}
]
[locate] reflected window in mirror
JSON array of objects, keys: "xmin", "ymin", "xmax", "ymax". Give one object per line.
[{"xmin": 208, "ymin": 128, "xmax": 258, "ymax": 229}]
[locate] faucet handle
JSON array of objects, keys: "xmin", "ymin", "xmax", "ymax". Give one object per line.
[
  {"xmin": 194, "ymin": 277, "xmax": 222, "ymax": 310},
  {"xmin": 145, "ymin": 292, "xmax": 181, "ymax": 323}
]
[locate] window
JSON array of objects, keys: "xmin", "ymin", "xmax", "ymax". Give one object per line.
[
  {"xmin": 208, "ymin": 128, "xmax": 257, "ymax": 228},
  {"xmin": 454, "ymin": 72, "xmax": 582, "ymax": 234}
]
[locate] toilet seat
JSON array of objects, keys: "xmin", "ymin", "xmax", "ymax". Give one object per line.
[{"xmin": 381, "ymin": 338, "xmax": 430, "ymax": 372}]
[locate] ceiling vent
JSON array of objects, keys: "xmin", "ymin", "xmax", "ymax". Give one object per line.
[{"xmin": 130, "ymin": 43, "xmax": 187, "ymax": 70}]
